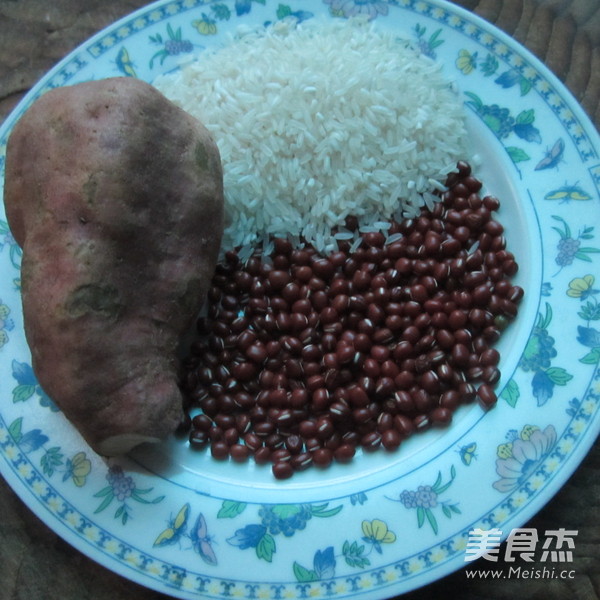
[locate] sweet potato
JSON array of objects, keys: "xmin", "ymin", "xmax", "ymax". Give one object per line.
[{"xmin": 4, "ymin": 77, "xmax": 224, "ymax": 456}]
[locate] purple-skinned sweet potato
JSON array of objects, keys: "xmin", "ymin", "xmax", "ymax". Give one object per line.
[{"xmin": 4, "ymin": 77, "xmax": 224, "ymax": 456}]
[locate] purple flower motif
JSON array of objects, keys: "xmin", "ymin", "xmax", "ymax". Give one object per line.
[
  {"xmin": 400, "ymin": 485, "xmax": 439, "ymax": 509},
  {"xmin": 415, "ymin": 485, "xmax": 438, "ymax": 508},
  {"xmin": 113, "ymin": 475, "xmax": 135, "ymax": 501},
  {"xmin": 323, "ymin": 0, "xmax": 389, "ymax": 20},
  {"xmin": 106, "ymin": 465, "xmax": 135, "ymax": 501},
  {"xmin": 400, "ymin": 489, "xmax": 417, "ymax": 508},
  {"xmin": 94, "ymin": 465, "xmax": 163, "ymax": 523},
  {"xmin": 493, "ymin": 425, "xmax": 557, "ymax": 493}
]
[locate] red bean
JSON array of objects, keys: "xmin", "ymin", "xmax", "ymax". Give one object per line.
[
  {"xmin": 254, "ymin": 421, "xmax": 275, "ymax": 437},
  {"xmin": 192, "ymin": 413, "xmax": 213, "ymax": 431},
  {"xmin": 270, "ymin": 447, "xmax": 291, "ymax": 463},
  {"xmin": 350, "ymin": 333, "xmax": 370, "ymax": 353},
  {"xmin": 402, "ymin": 326, "xmax": 421, "ymax": 345},
  {"xmin": 412, "ymin": 389, "xmax": 433, "ymax": 412},
  {"xmin": 393, "ymin": 414, "xmax": 415, "ymax": 436},
  {"xmin": 310, "ymin": 258, "xmax": 333, "ymax": 280},
  {"xmin": 345, "ymin": 385, "xmax": 367, "ymax": 408},
  {"xmin": 381, "ymin": 429, "xmax": 402, "ymax": 450},
  {"xmin": 210, "ymin": 441, "xmax": 229, "ymax": 460},
  {"xmin": 319, "ymin": 306, "xmax": 337, "ymax": 325},
  {"xmin": 482, "ymin": 195, "xmax": 499, "ymax": 211},
  {"xmin": 477, "ymin": 384, "xmax": 497, "ymax": 408},
  {"xmin": 480, "ymin": 348, "xmax": 501, "ymax": 366},
  {"xmin": 430, "ymin": 407, "xmax": 452, "ymax": 425},
  {"xmin": 356, "ymin": 318, "xmax": 374, "ymax": 336},
  {"xmin": 459, "ymin": 382, "xmax": 477, "ymax": 403},
  {"xmin": 413, "ymin": 415, "xmax": 430, "ymax": 430},
  {"xmin": 361, "ymin": 431, "xmax": 382, "ymax": 451},
  {"xmin": 248, "ymin": 447, "xmax": 269, "ymax": 465},
  {"xmin": 246, "ymin": 342, "xmax": 268, "ymax": 364},
  {"xmin": 230, "ymin": 443, "xmax": 250, "ymax": 462},
  {"xmin": 420, "ymin": 370, "xmax": 440, "ymax": 394},
  {"xmin": 451, "ymin": 343, "xmax": 470, "ymax": 367},
  {"xmin": 375, "ymin": 376, "xmax": 395, "ymax": 397},
  {"xmin": 472, "ymin": 284, "xmax": 492, "ymax": 306},
  {"xmin": 289, "ymin": 452, "xmax": 312, "ymax": 471},
  {"xmin": 393, "ymin": 371, "xmax": 414, "ymax": 391},
  {"xmin": 482, "ymin": 366, "xmax": 501, "ymax": 384},
  {"xmin": 244, "ymin": 433, "xmax": 262, "ymax": 452},
  {"xmin": 392, "ymin": 390, "xmax": 413, "ymax": 413},
  {"xmin": 312, "ymin": 447, "xmax": 333, "ymax": 467},
  {"xmin": 272, "ymin": 461, "xmax": 294, "ymax": 479},
  {"xmin": 189, "ymin": 430, "xmax": 209, "ymax": 449},
  {"xmin": 381, "ymin": 360, "xmax": 400, "ymax": 379},
  {"xmin": 507, "ymin": 285, "xmax": 524, "ymax": 303},
  {"xmin": 222, "ymin": 425, "xmax": 239, "ymax": 444},
  {"xmin": 502, "ymin": 259, "xmax": 518, "ymax": 276},
  {"xmin": 274, "ymin": 237, "xmax": 293, "ymax": 255},
  {"xmin": 440, "ymin": 390, "xmax": 460, "ymax": 410},
  {"xmin": 336, "ymin": 342, "xmax": 355, "ymax": 364},
  {"xmin": 370, "ymin": 345, "xmax": 390, "ymax": 362},
  {"xmin": 334, "ymin": 444, "xmax": 356, "ymax": 463},
  {"xmin": 282, "ymin": 336, "xmax": 302, "ymax": 354},
  {"xmin": 447, "ymin": 309, "xmax": 467, "ymax": 330}
]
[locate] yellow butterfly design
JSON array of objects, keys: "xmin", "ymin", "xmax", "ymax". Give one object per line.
[
  {"xmin": 153, "ymin": 503, "xmax": 190, "ymax": 547},
  {"xmin": 458, "ymin": 442, "xmax": 477, "ymax": 466}
]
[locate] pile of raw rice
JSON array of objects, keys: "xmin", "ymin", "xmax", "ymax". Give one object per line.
[{"xmin": 153, "ymin": 18, "xmax": 470, "ymax": 256}]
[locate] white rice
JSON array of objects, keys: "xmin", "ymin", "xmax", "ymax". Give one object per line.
[{"xmin": 153, "ymin": 18, "xmax": 469, "ymax": 254}]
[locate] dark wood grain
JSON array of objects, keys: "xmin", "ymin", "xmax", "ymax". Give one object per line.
[{"xmin": 0, "ymin": 1, "xmax": 598, "ymax": 599}]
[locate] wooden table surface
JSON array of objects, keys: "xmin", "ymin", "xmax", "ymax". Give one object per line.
[{"xmin": 0, "ymin": 1, "xmax": 598, "ymax": 599}]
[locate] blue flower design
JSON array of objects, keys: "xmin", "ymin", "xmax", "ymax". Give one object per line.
[
  {"xmin": 12, "ymin": 360, "xmax": 36, "ymax": 386},
  {"xmin": 38, "ymin": 388, "xmax": 58, "ymax": 411},
  {"xmin": 227, "ymin": 524, "xmax": 267, "ymax": 549},
  {"xmin": 577, "ymin": 326, "xmax": 600, "ymax": 348},
  {"xmin": 532, "ymin": 370, "xmax": 554, "ymax": 406},
  {"xmin": 350, "ymin": 492, "xmax": 368, "ymax": 505},
  {"xmin": 19, "ymin": 429, "xmax": 49, "ymax": 453},
  {"xmin": 313, "ymin": 547, "xmax": 336, "ymax": 579},
  {"xmin": 513, "ymin": 122, "xmax": 542, "ymax": 143},
  {"xmin": 494, "ymin": 68, "xmax": 521, "ymax": 89},
  {"xmin": 11, "ymin": 360, "xmax": 60, "ymax": 412},
  {"xmin": 234, "ymin": 0, "xmax": 251, "ymax": 16}
]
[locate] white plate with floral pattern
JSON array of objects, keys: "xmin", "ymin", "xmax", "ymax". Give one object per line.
[{"xmin": 0, "ymin": 0, "xmax": 599, "ymax": 598}]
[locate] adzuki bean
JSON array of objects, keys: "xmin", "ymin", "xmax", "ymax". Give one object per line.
[{"xmin": 182, "ymin": 162, "xmax": 523, "ymax": 479}]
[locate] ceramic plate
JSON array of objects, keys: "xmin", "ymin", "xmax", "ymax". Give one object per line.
[{"xmin": 0, "ymin": 0, "xmax": 599, "ymax": 598}]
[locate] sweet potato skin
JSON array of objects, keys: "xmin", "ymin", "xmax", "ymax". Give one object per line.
[{"xmin": 4, "ymin": 77, "xmax": 224, "ymax": 455}]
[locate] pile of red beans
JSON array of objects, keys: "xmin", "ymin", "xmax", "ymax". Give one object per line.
[{"xmin": 180, "ymin": 162, "xmax": 523, "ymax": 479}]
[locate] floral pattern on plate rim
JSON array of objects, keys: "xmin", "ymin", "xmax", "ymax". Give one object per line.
[{"xmin": 0, "ymin": 0, "xmax": 599, "ymax": 598}]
